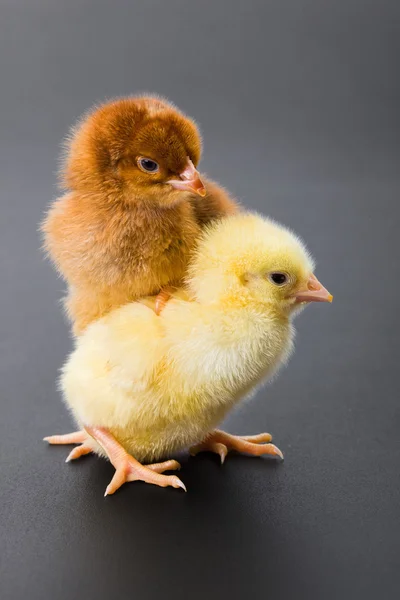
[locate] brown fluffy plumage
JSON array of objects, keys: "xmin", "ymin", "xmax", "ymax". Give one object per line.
[{"xmin": 42, "ymin": 96, "xmax": 238, "ymax": 334}]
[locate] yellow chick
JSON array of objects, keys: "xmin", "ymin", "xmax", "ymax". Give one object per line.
[{"xmin": 44, "ymin": 213, "xmax": 332, "ymax": 495}]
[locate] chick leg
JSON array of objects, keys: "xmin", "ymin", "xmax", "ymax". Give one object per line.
[
  {"xmin": 154, "ymin": 286, "xmax": 176, "ymax": 316},
  {"xmin": 190, "ymin": 429, "xmax": 283, "ymax": 463},
  {"xmin": 85, "ymin": 426, "xmax": 186, "ymax": 496},
  {"xmin": 43, "ymin": 430, "xmax": 94, "ymax": 462}
]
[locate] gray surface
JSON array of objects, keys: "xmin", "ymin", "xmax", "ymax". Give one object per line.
[{"xmin": 1, "ymin": 1, "xmax": 399, "ymax": 599}]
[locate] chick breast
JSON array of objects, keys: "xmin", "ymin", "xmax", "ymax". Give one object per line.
[{"xmin": 61, "ymin": 295, "xmax": 293, "ymax": 463}]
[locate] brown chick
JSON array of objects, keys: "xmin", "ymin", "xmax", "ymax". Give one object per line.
[{"xmin": 41, "ymin": 96, "xmax": 238, "ymax": 335}]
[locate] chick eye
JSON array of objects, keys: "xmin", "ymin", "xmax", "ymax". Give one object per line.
[
  {"xmin": 269, "ymin": 272, "xmax": 288, "ymax": 286},
  {"xmin": 137, "ymin": 157, "xmax": 159, "ymax": 174}
]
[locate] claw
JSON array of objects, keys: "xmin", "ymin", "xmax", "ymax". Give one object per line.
[
  {"xmin": 267, "ymin": 444, "xmax": 284, "ymax": 460},
  {"xmin": 172, "ymin": 477, "xmax": 187, "ymax": 492},
  {"xmin": 215, "ymin": 442, "xmax": 228, "ymax": 464}
]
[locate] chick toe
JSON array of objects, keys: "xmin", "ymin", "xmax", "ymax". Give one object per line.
[
  {"xmin": 240, "ymin": 433, "xmax": 273, "ymax": 443},
  {"xmin": 191, "ymin": 430, "xmax": 283, "ymax": 462},
  {"xmin": 43, "ymin": 431, "xmax": 86, "ymax": 445},
  {"xmin": 65, "ymin": 443, "xmax": 93, "ymax": 462},
  {"xmin": 190, "ymin": 441, "xmax": 228, "ymax": 464},
  {"xmin": 146, "ymin": 459, "xmax": 181, "ymax": 473},
  {"xmin": 154, "ymin": 286, "xmax": 175, "ymax": 316}
]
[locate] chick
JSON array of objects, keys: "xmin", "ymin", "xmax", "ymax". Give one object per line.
[
  {"xmin": 41, "ymin": 96, "xmax": 238, "ymax": 335},
  {"xmin": 44, "ymin": 212, "xmax": 332, "ymax": 495}
]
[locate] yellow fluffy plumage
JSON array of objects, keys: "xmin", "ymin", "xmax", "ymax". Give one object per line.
[{"xmin": 46, "ymin": 212, "xmax": 331, "ymax": 494}]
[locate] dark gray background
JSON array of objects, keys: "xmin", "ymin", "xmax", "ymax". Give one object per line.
[{"xmin": 1, "ymin": 1, "xmax": 399, "ymax": 599}]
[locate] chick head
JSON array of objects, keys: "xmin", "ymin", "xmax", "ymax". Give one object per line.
[
  {"xmin": 187, "ymin": 213, "xmax": 332, "ymax": 315},
  {"xmin": 62, "ymin": 96, "xmax": 205, "ymax": 205}
]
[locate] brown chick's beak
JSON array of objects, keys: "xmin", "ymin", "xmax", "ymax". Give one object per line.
[
  {"xmin": 293, "ymin": 273, "xmax": 333, "ymax": 304},
  {"xmin": 168, "ymin": 158, "xmax": 207, "ymax": 197}
]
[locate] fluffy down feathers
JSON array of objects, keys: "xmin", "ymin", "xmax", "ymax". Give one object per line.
[
  {"xmin": 60, "ymin": 213, "xmax": 318, "ymax": 463},
  {"xmin": 42, "ymin": 95, "xmax": 238, "ymax": 334}
]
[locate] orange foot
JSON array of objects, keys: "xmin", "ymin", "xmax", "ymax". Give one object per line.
[
  {"xmin": 190, "ymin": 429, "xmax": 283, "ymax": 464},
  {"xmin": 43, "ymin": 430, "xmax": 94, "ymax": 462},
  {"xmin": 44, "ymin": 428, "xmax": 186, "ymax": 495},
  {"xmin": 154, "ymin": 286, "xmax": 176, "ymax": 316},
  {"xmin": 85, "ymin": 427, "xmax": 185, "ymax": 495}
]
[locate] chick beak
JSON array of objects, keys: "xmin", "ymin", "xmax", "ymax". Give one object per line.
[
  {"xmin": 293, "ymin": 273, "xmax": 333, "ymax": 304},
  {"xmin": 168, "ymin": 158, "xmax": 207, "ymax": 197}
]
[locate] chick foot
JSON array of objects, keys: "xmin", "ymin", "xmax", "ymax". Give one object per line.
[
  {"xmin": 154, "ymin": 286, "xmax": 176, "ymax": 316},
  {"xmin": 43, "ymin": 430, "xmax": 94, "ymax": 462},
  {"xmin": 190, "ymin": 429, "xmax": 283, "ymax": 464},
  {"xmin": 85, "ymin": 426, "xmax": 186, "ymax": 495}
]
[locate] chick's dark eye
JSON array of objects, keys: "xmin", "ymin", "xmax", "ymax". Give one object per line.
[
  {"xmin": 137, "ymin": 157, "xmax": 159, "ymax": 173},
  {"xmin": 269, "ymin": 272, "xmax": 288, "ymax": 285}
]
